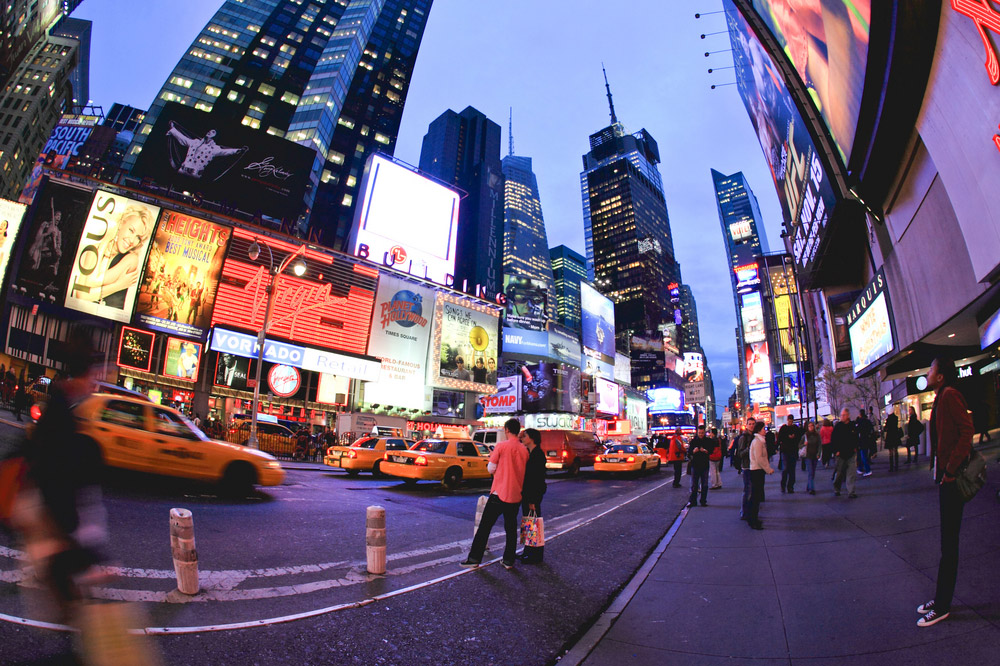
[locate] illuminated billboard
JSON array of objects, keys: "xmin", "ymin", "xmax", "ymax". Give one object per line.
[
  {"xmin": 504, "ymin": 275, "xmax": 548, "ymax": 331},
  {"xmin": 683, "ymin": 352, "xmax": 705, "ymax": 383},
  {"xmin": 847, "ymin": 269, "xmax": 895, "ymax": 374},
  {"xmin": 521, "ymin": 363, "xmax": 581, "ymax": 414},
  {"xmin": 350, "ymin": 153, "xmax": 460, "ymax": 286},
  {"xmin": 13, "ymin": 179, "xmax": 91, "ymax": 303},
  {"xmin": 748, "ymin": 0, "xmax": 871, "ymax": 164},
  {"xmin": 162, "ymin": 337, "xmax": 202, "ymax": 382},
  {"xmin": 502, "ymin": 327, "xmax": 548, "ymax": 356},
  {"xmin": 317, "ymin": 373, "xmax": 350, "ymax": 405},
  {"xmin": 21, "ymin": 114, "xmax": 101, "ymax": 204},
  {"xmin": 481, "ymin": 375, "xmax": 521, "ymax": 414},
  {"xmin": 432, "ymin": 294, "xmax": 500, "ymax": 393},
  {"xmin": 746, "ymin": 341, "xmax": 772, "ymax": 386},
  {"xmin": 132, "ymin": 102, "xmax": 315, "ymax": 220},
  {"xmin": 580, "ymin": 281, "xmax": 615, "ymax": 359},
  {"xmin": 548, "ymin": 327, "xmax": 582, "ymax": 367},
  {"xmin": 135, "ymin": 211, "xmax": 231, "ymax": 338},
  {"xmin": 630, "ymin": 335, "xmax": 665, "ymax": 381},
  {"xmin": 211, "ymin": 230, "xmax": 377, "ymax": 356},
  {"xmin": 213, "ymin": 352, "xmax": 251, "ymax": 390},
  {"xmin": 117, "ymin": 326, "xmax": 155, "ymax": 372},
  {"xmin": 595, "ymin": 377, "xmax": 620, "ymax": 416},
  {"xmin": 734, "ymin": 263, "xmax": 761, "ymax": 291},
  {"xmin": 725, "ymin": 0, "xmax": 839, "ymax": 274},
  {"xmin": 729, "ymin": 219, "xmax": 753, "ymax": 241},
  {"xmin": 0, "ymin": 198, "xmax": 28, "ymax": 286},
  {"xmin": 64, "ymin": 191, "xmax": 160, "ymax": 323},
  {"xmin": 647, "ymin": 387, "xmax": 684, "ymax": 413},
  {"xmin": 364, "ymin": 274, "xmax": 435, "ymax": 410},
  {"xmin": 741, "ymin": 291, "xmax": 767, "ymax": 344},
  {"xmin": 614, "ymin": 353, "xmax": 631, "ymax": 384}
]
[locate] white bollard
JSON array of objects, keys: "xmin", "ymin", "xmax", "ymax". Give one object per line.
[
  {"xmin": 474, "ymin": 495, "xmax": 488, "ymax": 538},
  {"xmin": 170, "ymin": 508, "xmax": 199, "ymax": 595},
  {"xmin": 366, "ymin": 505, "xmax": 386, "ymax": 575}
]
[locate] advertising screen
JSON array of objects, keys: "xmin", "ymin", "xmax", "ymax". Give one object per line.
[
  {"xmin": 0, "ymin": 198, "xmax": 28, "ymax": 286},
  {"xmin": 13, "ymin": 179, "xmax": 91, "ymax": 303},
  {"xmin": 614, "ymin": 353, "xmax": 631, "ymax": 384},
  {"xmin": 504, "ymin": 275, "xmax": 548, "ymax": 331},
  {"xmin": 827, "ymin": 290, "xmax": 860, "ymax": 365},
  {"xmin": 433, "ymin": 295, "xmax": 500, "ymax": 393},
  {"xmin": 749, "ymin": 384, "xmax": 773, "ymax": 405},
  {"xmin": 595, "ymin": 377, "xmax": 620, "ymax": 416},
  {"xmin": 729, "ymin": 219, "xmax": 753, "ymax": 241},
  {"xmin": 211, "ymin": 231, "xmax": 377, "ymax": 356},
  {"xmin": 480, "ymin": 375, "xmax": 521, "ymax": 414},
  {"xmin": 21, "ymin": 114, "xmax": 101, "ymax": 204},
  {"xmin": 63, "ymin": 191, "xmax": 160, "ymax": 323},
  {"xmin": 364, "ymin": 274, "xmax": 435, "ymax": 410},
  {"xmin": 734, "ymin": 263, "xmax": 761, "ymax": 291},
  {"xmin": 748, "ymin": 0, "xmax": 871, "ymax": 164},
  {"xmin": 213, "ymin": 352, "xmax": 252, "ymax": 391},
  {"xmin": 741, "ymin": 291, "xmax": 767, "ymax": 343},
  {"xmin": 683, "ymin": 352, "xmax": 705, "ymax": 383},
  {"xmin": 135, "ymin": 211, "xmax": 231, "ymax": 338},
  {"xmin": 132, "ymin": 102, "xmax": 316, "ymax": 221},
  {"xmin": 980, "ymin": 306, "xmax": 1000, "ymax": 351},
  {"xmin": 548, "ymin": 327, "xmax": 582, "ymax": 367},
  {"xmin": 162, "ymin": 337, "xmax": 202, "ymax": 382},
  {"xmin": 521, "ymin": 362, "xmax": 581, "ymax": 414},
  {"xmin": 661, "ymin": 323, "xmax": 681, "ymax": 356},
  {"xmin": 848, "ymin": 290, "xmax": 894, "ymax": 374},
  {"xmin": 502, "ymin": 327, "xmax": 548, "ymax": 357},
  {"xmin": 316, "ymin": 373, "xmax": 350, "ymax": 405},
  {"xmin": 625, "ymin": 394, "xmax": 649, "ymax": 436},
  {"xmin": 746, "ymin": 341, "xmax": 772, "ymax": 386},
  {"xmin": 726, "ymin": 0, "xmax": 839, "ymax": 274},
  {"xmin": 647, "ymin": 387, "xmax": 684, "ymax": 413},
  {"xmin": 117, "ymin": 326, "xmax": 155, "ymax": 372},
  {"xmin": 630, "ymin": 335, "xmax": 665, "ymax": 381},
  {"xmin": 350, "ymin": 154, "xmax": 460, "ymax": 286},
  {"xmin": 580, "ymin": 282, "xmax": 615, "ymax": 361}
]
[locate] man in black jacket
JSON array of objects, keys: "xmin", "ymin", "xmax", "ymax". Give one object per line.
[
  {"xmin": 518, "ymin": 428, "xmax": 547, "ymax": 564},
  {"xmin": 735, "ymin": 417, "xmax": 756, "ymax": 520},
  {"xmin": 687, "ymin": 425, "xmax": 716, "ymax": 507},
  {"xmin": 777, "ymin": 415, "xmax": 802, "ymax": 493},
  {"xmin": 831, "ymin": 408, "xmax": 860, "ymax": 498}
]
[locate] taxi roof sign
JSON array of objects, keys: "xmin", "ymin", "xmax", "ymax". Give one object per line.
[{"xmin": 433, "ymin": 425, "xmax": 470, "ymax": 439}]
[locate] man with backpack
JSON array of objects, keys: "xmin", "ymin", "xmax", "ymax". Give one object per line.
[{"xmin": 733, "ymin": 417, "xmax": 756, "ymax": 521}]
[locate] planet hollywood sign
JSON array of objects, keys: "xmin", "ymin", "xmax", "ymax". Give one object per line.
[{"xmin": 952, "ymin": 0, "xmax": 1000, "ymax": 152}]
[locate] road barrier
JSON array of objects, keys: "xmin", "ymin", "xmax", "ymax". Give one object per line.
[
  {"xmin": 170, "ymin": 508, "xmax": 199, "ymax": 595},
  {"xmin": 366, "ymin": 506, "xmax": 386, "ymax": 575}
]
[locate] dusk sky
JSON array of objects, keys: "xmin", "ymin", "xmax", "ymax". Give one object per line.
[{"xmin": 71, "ymin": 0, "xmax": 787, "ymax": 408}]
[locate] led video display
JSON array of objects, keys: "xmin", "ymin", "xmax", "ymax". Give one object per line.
[{"xmin": 741, "ymin": 291, "xmax": 767, "ymax": 343}]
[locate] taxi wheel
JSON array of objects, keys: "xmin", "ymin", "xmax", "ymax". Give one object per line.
[
  {"xmin": 371, "ymin": 461, "xmax": 382, "ymax": 478},
  {"xmin": 442, "ymin": 467, "xmax": 462, "ymax": 490},
  {"xmin": 221, "ymin": 462, "xmax": 256, "ymax": 497},
  {"xmin": 346, "ymin": 470, "xmax": 360, "ymax": 476}
]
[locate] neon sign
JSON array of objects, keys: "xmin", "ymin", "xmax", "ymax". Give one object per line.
[{"xmin": 952, "ymin": 0, "xmax": 1000, "ymax": 151}]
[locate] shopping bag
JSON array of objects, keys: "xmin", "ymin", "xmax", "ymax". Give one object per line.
[
  {"xmin": 520, "ymin": 512, "xmax": 544, "ymax": 547},
  {"xmin": 473, "ymin": 495, "xmax": 488, "ymax": 538}
]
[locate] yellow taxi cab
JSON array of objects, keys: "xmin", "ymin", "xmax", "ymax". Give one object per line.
[
  {"xmin": 379, "ymin": 427, "xmax": 491, "ymax": 490},
  {"xmin": 74, "ymin": 394, "xmax": 285, "ymax": 494},
  {"xmin": 594, "ymin": 443, "xmax": 662, "ymax": 476},
  {"xmin": 324, "ymin": 435, "xmax": 414, "ymax": 476}
]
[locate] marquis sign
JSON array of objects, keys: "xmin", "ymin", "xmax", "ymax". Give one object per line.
[{"xmin": 847, "ymin": 268, "xmax": 895, "ymax": 374}]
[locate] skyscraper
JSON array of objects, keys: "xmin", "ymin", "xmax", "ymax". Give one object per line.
[
  {"xmin": 0, "ymin": 1, "xmax": 84, "ymax": 90},
  {"xmin": 677, "ymin": 284, "xmax": 701, "ymax": 352},
  {"xmin": 122, "ymin": 0, "xmax": 432, "ymax": 241},
  {"xmin": 582, "ymin": 71, "xmax": 681, "ymax": 346},
  {"xmin": 501, "ymin": 117, "xmax": 557, "ymax": 319},
  {"xmin": 549, "ymin": 244, "xmax": 587, "ymax": 332},
  {"xmin": 0, "ymin": 17, "xmax": 91, "ymax": 199},
  {"xmin": 419, "ymin": 106, "xmax": 504, "ymax": 298}
]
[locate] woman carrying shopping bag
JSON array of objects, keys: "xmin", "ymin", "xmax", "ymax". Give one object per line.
[{"xmin": 519, "ymin": 428, "xmax": 547, "ymax": 564}]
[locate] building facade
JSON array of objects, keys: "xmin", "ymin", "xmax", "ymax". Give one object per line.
[{"xmin": 549, "ymin": 244, "xmax": 586, "ymax": 333}]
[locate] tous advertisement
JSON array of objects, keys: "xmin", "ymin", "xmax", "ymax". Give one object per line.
[
  {"xmin": 433, "ymin": 295, "xmax": 499, "ymax": 393},
  {"xmin": 0, "ymin": 198, "xmax": 28, "ymax": 287},
  {"xmin": 364, "ymin": 274, "xmax": 435, "ymax": 410},
  {"xmin": 136, "ymin": 211, "xmax": 231, "ymax": 338},
  {"xmin": 64, "ymin": 191, "xmax": 161, "ymax": 323}
]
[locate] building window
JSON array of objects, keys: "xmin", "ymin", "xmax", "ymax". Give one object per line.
[
  {"xmin": 280, "ymin": 91, "xmax": 300, "ymax": 105},
  {"xmin": 241, "ymin": 115, "xmax": 261, "ymax": 129},
  {"xmin": 258, "ymin": 83, "xmax": 276, "ymax": 96}
]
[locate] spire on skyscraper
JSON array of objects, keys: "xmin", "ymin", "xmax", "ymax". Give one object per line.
[
  {"xmin": 508, "ymin": 106, "xmax": 514, "ymax": 158},
  {"xmin": 602, "ymin": 63, "xmax": 618, "ymax": 125}
]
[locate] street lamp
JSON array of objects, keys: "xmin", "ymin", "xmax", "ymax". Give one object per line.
[{"xmin": 246, "ymin": 239, "xmax": 307, "ymax": 449}]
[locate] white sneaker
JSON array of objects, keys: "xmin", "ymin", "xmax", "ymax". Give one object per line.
[
  {"xmin": 917, "ymin": 609, "xmax": 949, "ymax": 627},
  {"xmin": 917, "ymin": 599, "xmax": 935, "ymax": 614}
]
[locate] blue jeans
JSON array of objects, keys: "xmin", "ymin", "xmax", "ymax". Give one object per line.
[
  {"xmin": 780, "ymin": 453, "xmax": 797, "ymax": 491},
  {"xmin": 741, "ymin": 467, "xmax": 752, "ymax": 519},
  {"xmin": 689, "ymin": 467, "xmax": 709, "ymax": 505},
  {"xmin": 806, "ymin": 458, "xmax": 817, "ymax": 492},
  {"xmin": 857, "ymin": 448, "xmax": 871, "ymax": 473}
]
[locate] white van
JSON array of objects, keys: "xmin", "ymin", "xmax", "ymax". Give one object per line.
[{"xmin": 472, "ymin": 429, "xmax": 504, "ymax": 451}]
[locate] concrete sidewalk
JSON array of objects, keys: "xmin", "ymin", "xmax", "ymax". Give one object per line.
[{"xmin": 567, "ymin": 448, "xmax": 1000, "ymax": 665}]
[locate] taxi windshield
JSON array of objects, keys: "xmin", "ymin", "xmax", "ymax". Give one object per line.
[
  {"xmin": 411, "ymin": 439, "xmax": 448, "ymax": 454},
  {"xmin": 607, "ymin": 444, "xmax": 638, "ymax": 454},
  {"xmin": 354, "ymin": 438, "xmax": 378, "ymax": 449}
]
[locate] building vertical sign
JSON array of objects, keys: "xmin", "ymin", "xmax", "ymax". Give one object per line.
[{"xmin": 951, "ymin": 0, "xmax": 1000, "ymax": 152}]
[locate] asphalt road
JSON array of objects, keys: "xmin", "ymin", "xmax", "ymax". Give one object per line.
[{"xmin": 0, "ymin": 417, "xmax": 689, "ymax": 665}]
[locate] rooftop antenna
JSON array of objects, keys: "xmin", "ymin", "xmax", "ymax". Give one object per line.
[
  {"xmin": 602, "ymin": 63, "xmax": 618, "ymax": 124},
  {"xmin": 508, "ymin": 106, "xmax": 514, "ymax": 157}
]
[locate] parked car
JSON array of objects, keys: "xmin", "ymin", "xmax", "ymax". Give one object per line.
[
  {"xmin": 594, "ymin": 443, "xmax": 662, "ymax": 476},
  {"xmin": 43, "ymin": 394, "xmax": 285, "ymax": 494},
  {"xmin": 379, "ymin": 437, "xmax": 491, "ymax": 489},
  {"xmin": 537, "ymin": 429, "xmax": 602, "ymax": 475},
  {"xmin": 324, "ymin": 436, "xmax": 414, "ymax": 476}
]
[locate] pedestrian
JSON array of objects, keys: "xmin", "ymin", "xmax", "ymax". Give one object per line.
[
  {"xmin": 820, "ymin": 418, "xmax": 834, "ymax": 467},
  {"xmin": 746, "ymin": 421, "xmax": 773, "ymax": 530},
  {"xmin": 777, "ymin": 415, "xmax": 802, "ymax": 493},
  {"xmin": 709, "ymin": 427, "xmax": 724, "ymax": 489},
  {"xmin": 666, "ymin": 427, "xmax": 686, "ymax": 488},
  {"xmin": 687, "ymin": 424, "xmax": 715, "ymax": 507},
  {"xmin": 518, "ymin": 427, "xmax": 546, "ymax": 564},
  {"xmin": 734, "ymin": 417, "xmax": 756, "ymax": 522},
  {"xmin": 831, "ymin": 407, "xmax": 860, "ymax": 498},
  {"xmin": 462, "ymin": 418, "xmax": 529, "ymax": 570},
  {"xmin": 12, "ymin": 380, "xmax": 26, "ymax": 421},
  {"xmin": 855, "ymin": 409, "xmax": 874, "ymax": 477},
  {"xmin": 885, "ymin": 407, "xmax": 902, "ymax": 472},
  {"xmin": 765, "ymin": 426, "xmax": 777, "ymax": 462},
  {"xmin": 800, "ymin": 421, "xmax": 821, "ymax": 494},
  {"xmin": 973, "ymin": 400, "xmax": 991, "ymax": 443},
  {"xmin": 192, "ymin": 412, "xmax": 201, "ymax": 429},
  {"xmin": 906, "ymin": 406, "xmax": 924, "ymax": 464},
  {"xmin": 916, "ymin": 356, "xmax": 974, "ymax": 627}
]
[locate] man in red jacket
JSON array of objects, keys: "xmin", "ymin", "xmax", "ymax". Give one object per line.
[{"xmin": 916, "ymin": 356, "xmax": 973, "ymax": 627}]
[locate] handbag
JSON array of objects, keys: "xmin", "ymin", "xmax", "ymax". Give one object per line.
[
  {"xmin": 520, "ymin": 511, "xmax": 544, "ymax": 547},
  {"xmin": 954, "ymin": 449, "xmax": 987, "ymax": 503}
]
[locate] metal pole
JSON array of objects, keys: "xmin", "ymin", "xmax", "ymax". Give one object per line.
[{"xmin": 247, "ymin": 266, "xmax": 277, "ymax": 450}]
